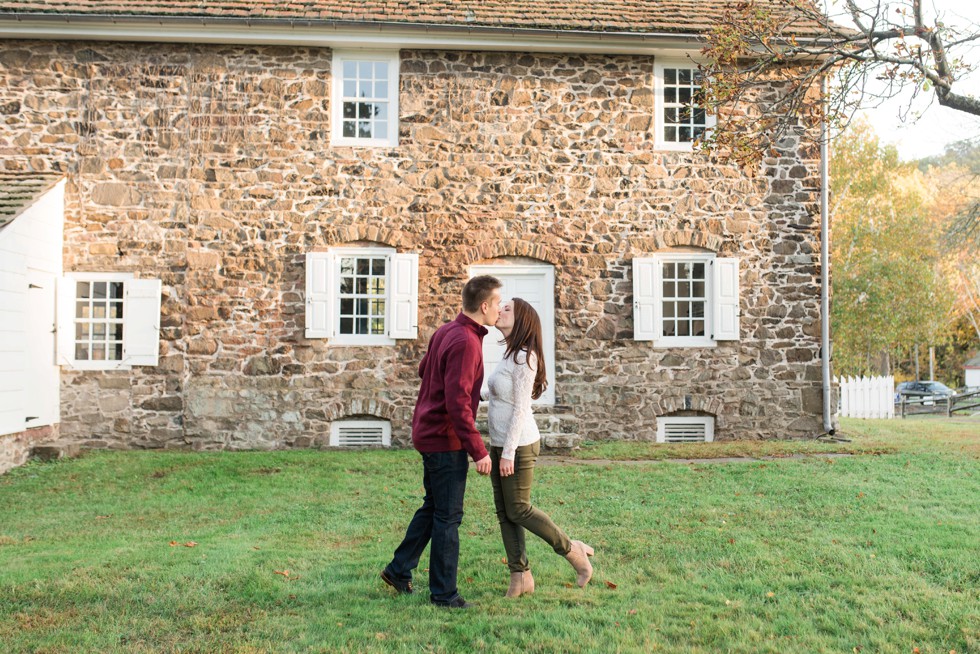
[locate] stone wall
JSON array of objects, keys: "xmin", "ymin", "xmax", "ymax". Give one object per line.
[
  {"xmin": 0, "ymin": 425, "xmax": 59, "ymax": 474},
  {"xmin": 0, "ymin": 41, "xmax": 830, "ymax": 450}
]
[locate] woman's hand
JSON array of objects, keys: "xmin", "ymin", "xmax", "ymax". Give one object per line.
[{"xmin": 500, "ymin": 457, "xmax": 515, "ymax": 477}]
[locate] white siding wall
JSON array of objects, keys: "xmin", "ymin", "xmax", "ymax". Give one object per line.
[
  {"xmin": 0, "ymin": 180, "xmax": 64, "ymax": 437},
  {"xmin": 966, "ymin": 368, "xmax": 980, "ymax": 389}
]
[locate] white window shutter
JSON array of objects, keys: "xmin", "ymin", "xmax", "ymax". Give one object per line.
[
  {"xmin": 55, "ymin": 276, "xmax": 76, "ymax": 366},
  {"xmin": 305, "ymin": 252, "xmax": 334, "ymax": 339},
  {"xmin": 633, "ymin": 257, "xmax": 659, "ymax": 341},
  {"xmin": 388, "ymin": 252, "xmax": 419, "ymax": 340},
  {"xmin": 123, "ymin": 278, "xmax": 162, "ymax": 366},
  {"xmin": 712, "ymin": 258, "xmax": 740, "ymax": 341}
]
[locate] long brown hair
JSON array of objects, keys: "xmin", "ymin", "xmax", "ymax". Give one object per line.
[{"xmin": 503, "ymin": 298, "xmax": 548, "ymax": 400}]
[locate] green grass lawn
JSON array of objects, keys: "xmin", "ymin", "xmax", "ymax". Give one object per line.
[{"xmin": 1, "ymin": 418, "xmax": 978, "ymax": 653}]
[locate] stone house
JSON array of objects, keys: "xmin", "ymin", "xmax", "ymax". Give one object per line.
[{"xmin": 0, "ymin": 1, "xmax": 833, "ymax": 472}]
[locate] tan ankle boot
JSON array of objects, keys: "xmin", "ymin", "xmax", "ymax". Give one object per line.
[
  {"xmin": 505, "ymin": 570, "xmax": 535, "ymax": 598},
  {"xmin": 564, "ymin": 540, "xmax": 594, "ymax": 587}
]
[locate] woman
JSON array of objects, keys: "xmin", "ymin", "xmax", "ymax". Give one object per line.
[{"xmin": 486, "ymin": 298, "xmax": 594, "ymax": 598}]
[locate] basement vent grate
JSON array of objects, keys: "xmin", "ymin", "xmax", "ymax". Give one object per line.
[
  {"xmin": 330, "ymin": 420, "xmax": 391, "ymax": 447},
  {"xmin": 656, "ymin": 417, "xmax": 715, "ymax": 443}
]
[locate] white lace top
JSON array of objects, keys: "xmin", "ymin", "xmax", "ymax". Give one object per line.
[{"xmin": 486, "ymin": 350, "xmax": 541, "ymax": 460}]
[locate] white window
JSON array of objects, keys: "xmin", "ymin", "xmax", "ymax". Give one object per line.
[
  {"xmin": 305, "ymin": 248, "xmax": 418, "ymax": 345},
  {"xmin": 56, "ymin": 273, "xmax": 162, "ymax": 370},
  {"xmin": 657, "ymin": 416, "xmax": 715, "ymax": 443},
  {"xmin": 331, "ymin": 51, "xmax": 400, "ymax": 147},
  {"xmin": 633, "ymin": 253, "xmax": 739, "ymax": 347},
  {"xmin": 330, "ymin": 419, "xmax": 391, "ymax": 447},
  {"xmin": 654, "ymin": 60, "xmax": 716, "ymax": 151}
]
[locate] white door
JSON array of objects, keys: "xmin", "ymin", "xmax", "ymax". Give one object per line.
[
  {"xmin": 470, "ymin": 264, "xmax": 555, "ymax": 405},
  {"xmin": 26, "ymin": 270, "xmax": 59, "ymax": 428}
]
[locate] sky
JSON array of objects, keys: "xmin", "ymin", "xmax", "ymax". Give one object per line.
[{"xmin": 826, "ymin": 0, "xmax": 980, "ymax": 160}]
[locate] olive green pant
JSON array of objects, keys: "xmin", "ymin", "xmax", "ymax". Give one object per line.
[{"xmin": 490, "ymin": 442, "xmax": 572, "ymax": 573}]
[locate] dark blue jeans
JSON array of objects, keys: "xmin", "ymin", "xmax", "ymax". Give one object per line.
[{"xmin": 384, "ymin": 450, "xmax": 469, "ymax": 604}]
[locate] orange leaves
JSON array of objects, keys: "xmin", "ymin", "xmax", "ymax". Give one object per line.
[
  {"xmin": 604, "ymin": 580, "xmax": 618, "ymax": 590},
  {"xmin": 168, "ymin": 540, "xmax": 197, "ymax": 547},
  {"xmin": 275, "ymin": 569, "xmax": 302, "ymax": 581}
]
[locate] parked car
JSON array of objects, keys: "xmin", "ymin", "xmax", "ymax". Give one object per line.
[{"xmin": 895, "ymin": 381, "xmax": 957, "ymax": 405}]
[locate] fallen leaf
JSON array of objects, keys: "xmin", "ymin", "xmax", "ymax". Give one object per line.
[
  {"xmin": 96, "ymin": 515, "xmax": 112, "ymax": 520},
  {"xmin": 628, "ymin": 609, "xmax": 637, "ymax": 615},
  {"xmin": 766, "ymin": 592, "xmax": 775, "ymax": 598},
  {"xmin": 728, "ymin": 538, "xmax": 736, "ymax": 544},
  {"xmin": 274, "ymin": 570, "xmax": 291, "ymax": 577},
  {"xmin": 563, "ymin": 582, "xmax": 574, "ymax": 589},
  {"xmin": 465, "ymin": 577, "xmax": 473, "ymax": 584},
  {"xmin": 605, "ymin": 581, "xmax": 618, "ymax": 589},
  {"xmin": 913, "ymin": 648, "xmax": 920, "ymax": 653},
  {"xmin": 169, "ymin": 541, "xmax": 178, "ymax": 547},
  {"xmin": 184, "ymin": 541, "xmax": 198, "ymax": 548},
  {"xmin": 252, "ymin": 546, "xmax": 261, "ymax": 550}
]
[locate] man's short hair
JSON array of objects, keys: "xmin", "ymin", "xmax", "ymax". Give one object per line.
[{"xmin": 462, "ymin": 275, "xmax": 502, "ymax": 313}]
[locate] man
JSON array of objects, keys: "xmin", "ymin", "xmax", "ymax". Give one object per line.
[{"xmin": 381, "ymin": 275, "xmax": 502, "ymax": 609}]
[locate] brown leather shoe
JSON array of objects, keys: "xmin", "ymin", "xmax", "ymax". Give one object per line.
[
  {"xmin": 564, "ymin": 540, "xmax": 594, "ymax": 587},
  {"xmin": 504, "ymin": 570, "xmax": 535, "ymax": 598}
]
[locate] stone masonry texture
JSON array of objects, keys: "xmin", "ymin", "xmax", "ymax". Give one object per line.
[{"xmin": 0, "ymin": 41, "xmax": 829, "ymax": 451}]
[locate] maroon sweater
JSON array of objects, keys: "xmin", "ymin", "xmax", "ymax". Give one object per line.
[{"xmin": 411, "ymin": 313, "xmax": 489, "ymax": 462}]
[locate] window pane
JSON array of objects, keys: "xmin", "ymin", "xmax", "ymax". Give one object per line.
[
  {"xmin": 662, "ymin": 281, "xmax": 675, "ymax": 297},
  {"xmin": 663, "ymin": 320, "xmax": 676, "ymax": 337},
  {"xmin": 340, "ymin": 277, "xmax": 353, "ymax": 294},
  {"xmin": 371, "ymin": 318, "xmax": 385, "ymax": 335},
  {"xmin": 358, "ymin": 61, "xmax": 373, "ymax": 79},
  {"xmin": 692, "ymin": 302, "xmax": 705, "ymax": 318},
  {"xmin": 679, "ymin": 68, "xmax": 692, "ymax": 84},
  {"xmin": 343, "ymin": 80, "xmax": 356, "ymax": 97},
  {"xmin": 75, "ymin": 344, "xmax": 89, "ymax": 360},
  {"xmin": 93, "ymin": 304, "xmax": 106, "ymax": 319},
  {"xmin": 374, "ymin": 61, "xmax": 388, "ymax": 80},
  {"xmin": 679, "ymin": 88, "xmax": 692, "ymax": 104},
  {"xmin": 358, "ymin": 121, "xmax": 372, "ymax": 138},
  {"xmin": 678, "ymin": 282, "xmax": 690, "ymax": 297},
  {"xmin": 665, "ymin": 108, "xmax": 678, "ymax": 124},
  {"xmin": 663, "ymin": 263, "xmax": 675, "ymax": 278},
  {"xmin": 339, "ymin": 317, "xmax": 353, "ymax": 334},
  {"xmin": 693, "ymin": 263, "xmax": 705, "ymax": 279},
  {"xmin": 665, "ymin": 126, "xmax": 677, "ymax": 142},
  {"xmin": 663, "ymin": 302, "xmax": 675, "ymax": 318},
  {"xmin": 340, "ymin": 258, "xmax": 355, "ymax": 275},
  {"xmin": 343, "ymin": 102, "xmax": 356, "ymax": 119},
  {"xmin": 375, "ymin": 121, "xmax": 387, "ymax": 138},
  {"xmin": 374, "ymin": 81, "xmax": 388, "ymax": 99},
  {"xmin": 343, "ymin": 120, "xmax": 357, "ymax": 138},
  {"xmin": 343, "ymin": 61, "xmax": 357, "ymax": 79},
  {"xmin": 693, "ymin": 320, "xmax": 705, "ymax": 336},
  {"xmin": 110, "ymin": 282, "xmax": 124, "ymax": 299},
  {"xmin": 356, "ymin": 259, "xmax": 371, "ymax": 275},
  {"xmin": 110, "ymin": 343, "xmax": 123, "ymax": 360},
  {"xmin": 355, "ymin": 278, "xmax": 368, "ymax": 294},
  {"xmin": 340, "ymin": 298, "xmax": 354, "ymax": 315},
  {"xmin": 112, "ymin": 324, "xmax": 124, "ymax": 341},
  {"xmin": 374, "ymin": 104, "xmax": 388, "ymax": 121},
  {"xmin": 91, "ymin": 344, "xmax": 106, "ymax": 360},
  {"xmin": 93, "ymin": 323, "xmax": 106, "ymax": 339},
  {"xmin": 693, "ymin": 126, "xmax": 706, "ymax": 140},
  {"xmin": 694, "ymin": 108, "xmax": 706, "ymax": 125},
  {"xmin": 678, "ymin": 321, "xmax": 690, "ymax": 337},
  {"xmin": 370, "ymin": 278, "xmax": 385, "ymax": 294},
  {"xmin": 355, "ymin": 317, "xmax": 368, "ymax": 334},
  {"xmin": 677, "ymin": 302, "xmax": 691, "ymax": 318},
  {"xmin": 371, "ymin": 299, "xmax": 385, "ymax": 315},
  {"xmin": 665, "ymin": 68, "xmax": 676, "ymax": 84},
  {"xmin": 76, "ymin": 282, "xmax": 90, "ymax": 299},
  {"xmin": 76, "ymin": 323, "xmax": 88, "ymax": 339},
  {"xmin": 679, "ymin": 126, "xmax": 691, "ymax": 142},
  {"xmin": 693, "ymin": 281, "xmax": 705, "ymax": 298},
  {"xmin": 356, "ymin": 298, "xmax": 369, "ymax": 315},
  {"xmin": 664, "ymin": 88, "xmax": 676, "ymax": 104},
  {"xmin": 358, "ymin": 102, "xmax": 374, "ymax": 119},
  {"xmin": 93, "ymin": 282, "xmax": 107, "ymax": 299},
  {"xmin": 76, "ymin": 301, "xmax": 89, "ymax": 319},
  {"xmin": 110, "ymin": 302, "xmax": 123, "ymax": 319}
]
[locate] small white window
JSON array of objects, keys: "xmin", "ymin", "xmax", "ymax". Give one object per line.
[
  {"xmin": 654, "ymin": 60, "xmax": 716, "ymax": 151},
  {"xmin": 331, "ymin": 51, "xmax": 400, "ymax": 147},
  {"xmin": 56, "ymin": 273, "xmax": 162, "ymax": 370},
  {"xmin": 330, "ymin": 419, "xmax": 391, "ymax": 447},
  {"xmin": 306, "ymin": 247, "xmax": 418, "ymax": 345},
  {"xmin": 657, "ymin": 416, "xmax": 715, "ymax": 443},
  {"xmin": 633, "ymin": 253, "xmax": 740, "ymax": 347}
]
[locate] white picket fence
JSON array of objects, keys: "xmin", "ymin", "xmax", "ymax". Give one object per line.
[{"xmin": 837, "ymin": 375, "xmax": 895, "ymax": 419}]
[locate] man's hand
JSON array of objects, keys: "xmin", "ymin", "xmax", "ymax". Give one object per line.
[{"xmin": 475, "ymin": 455, "xmax": 492, "ymax": 476}]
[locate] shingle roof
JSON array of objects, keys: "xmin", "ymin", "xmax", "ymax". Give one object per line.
[
  {"xmin": 0, "ymin": 1, "xmax": 831, "ymax": 37},
  {"xmin": 0, "ymin": 172, "xmax": 63, "ymax": 229},
  {"xmin": 966, "ymin": 353, "xmax": 980, "ymax": 369}
]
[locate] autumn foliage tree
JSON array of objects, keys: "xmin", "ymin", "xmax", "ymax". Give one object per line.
[{"xmin": 830, "ymin": 121, "xmax": 955, "ymax": 376}]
